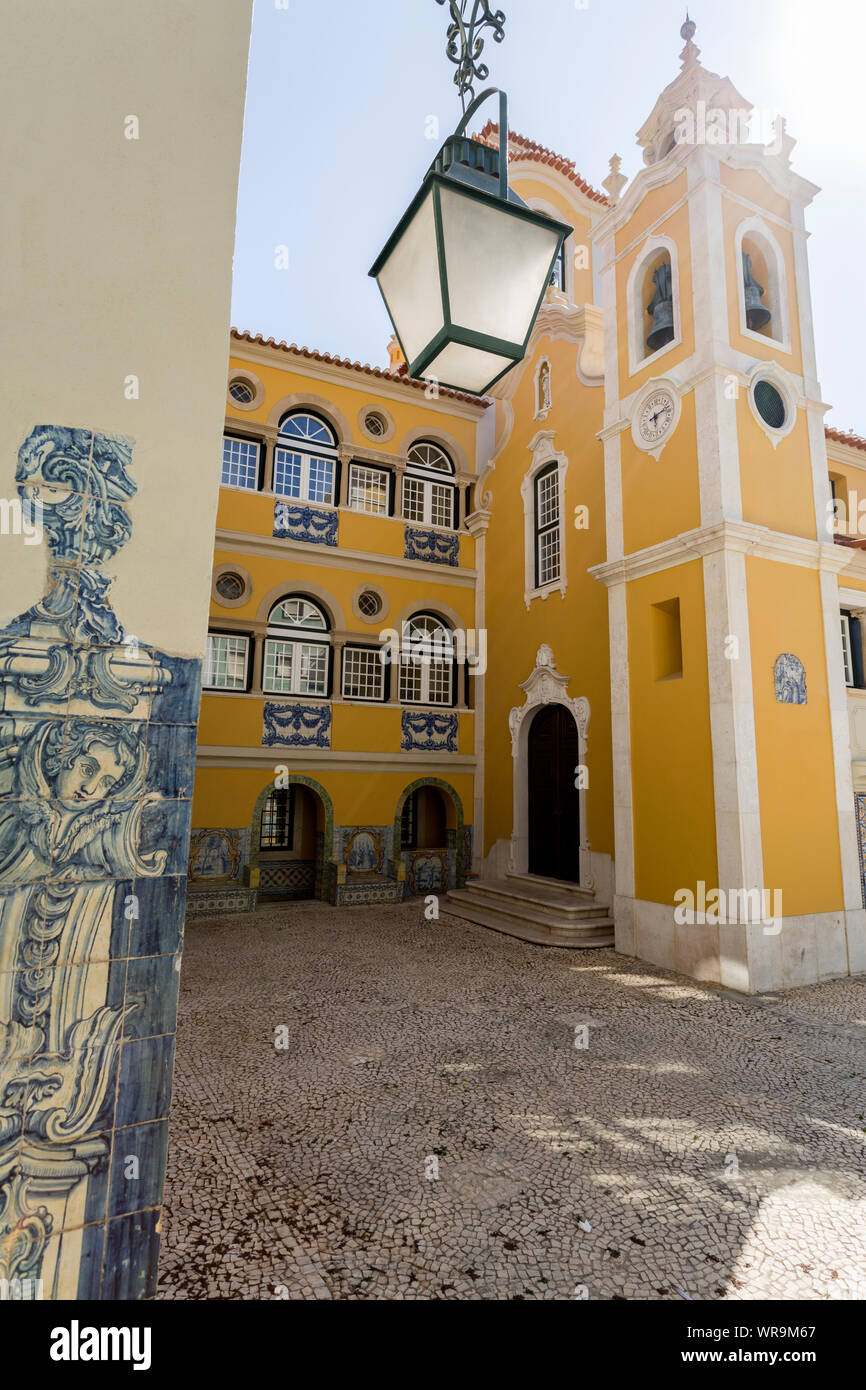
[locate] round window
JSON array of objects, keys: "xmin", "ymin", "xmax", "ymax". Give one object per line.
[
  {"xmin": 357, "ymin": 590, "xmax": 382, "ymax": 618},
  {"xmin": 229, "ymin": 378, "xmax": 255, "ymax": 405},
  {"xmin": 753, "ymin": 379, "xmax": 787, "ymax": 430},
  {"xmin": 364, "ymin": 411, "xmax": 387, "ymax": 437},
  {"xmin": 216, "ymin": 572, "xmax": 245, "ymax": 601}
]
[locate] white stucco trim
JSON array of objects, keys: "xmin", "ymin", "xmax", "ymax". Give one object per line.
[
  {"xmin": 629, "ymin": 375, "xmax": 683, "ymax": 460},
  {"xmin": 626, "ymin": 233, "xmax": 683, "ymax": 378},
  {"xmin": 507, "ymin": 644, "xmax": 593, "ymax": 888},
  {"xmin": 734, "ymin": 215, "xmax": 792, "ymax": 354},
  {"xmin": 521, "ymin": 430, "xmax": 568, "ymax": 609},
  {"xmin": 745, "ymin": 361, "xmax": 798, "ymax": 448}
]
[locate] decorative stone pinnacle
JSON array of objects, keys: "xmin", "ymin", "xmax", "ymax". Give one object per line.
[
  {"xmin": 679, "ymin": 10, "xmax": 700, "ymax": 69},
  {"xmin": 773, "ymin": 114, "xmax": 796, "ymax": 166},
  {"xmin": 603, "ymin": 154, "xmax": 628, "ymax": 204}
]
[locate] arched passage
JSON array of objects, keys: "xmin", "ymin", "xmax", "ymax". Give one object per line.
[
  {"xmin": 249, "ymin": 773, "xmax": 334, "ymax": 901},
  {"xmin": 394, "ymin": 777, "xmax": 465, "ymax": 895}
]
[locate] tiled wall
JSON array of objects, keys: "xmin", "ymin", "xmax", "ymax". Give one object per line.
[{"xmin": 0, "ymin": 426, "xmax": 198, "ymax": 1298}]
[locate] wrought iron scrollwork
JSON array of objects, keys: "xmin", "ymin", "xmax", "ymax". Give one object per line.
[{"xmin": 435, "ymin": 0, "xmax": 506, "ymax": 111}]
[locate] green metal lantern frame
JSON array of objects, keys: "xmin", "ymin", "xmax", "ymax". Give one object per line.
[{"xmin": 369, "ymin": 88, "xmax": 572, "ymax": 396}]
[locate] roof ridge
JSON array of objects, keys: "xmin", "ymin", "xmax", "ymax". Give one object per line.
[
  {"xmin": 826, "ymin": 425, "xmax": 866, "ymax": 453},
  {"xmin": 230, "ymin": 330, "xmax": 488, "ymax": 406},
  {"xmin": 477, "ymin": 120, "xmax": 609, "ymax": 206}
]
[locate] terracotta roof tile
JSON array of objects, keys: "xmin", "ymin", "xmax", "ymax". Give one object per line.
[
  {"xmin": 477, "ymin": 121, "xmax": 610, "ymax": 206},
  {"xmin": 826, "ymin": 426, "xmax": 866, "ymax": 454},
  {"xmin": 230, "ymin": 330, "xmax": 489, "ymax": 407}
]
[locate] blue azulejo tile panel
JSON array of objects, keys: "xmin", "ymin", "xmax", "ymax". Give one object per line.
[
  {"xmin": 115, "ymin": 1033, "xmax": 176, "ymax": 1129},
  {"xmin": 145, "ymin": 722, "xmax": 197, "ymax": 798},
  {"xmin": 139, "ymin": 797, "xmax": 193, "ymax": 876},
  {"xmin": 262, "ymin": 701, "xmax": 331, "ymax": 748},
  {"xmin": 148, "ymin": 652, "xmax": 203, "ymax": 726},
  {"xmin": 0, "ymin": 424, "xmax": 200, "ymax": 1300},
  {"xmin": 118, "ymin": 874, "xmax": 188, "ymax": 958},
  {"xmin": 401, "ymin": 710, "xmax": 459, "ymax": 752},
  {"xmin": 101, "ymin": 1207, "xmax": 161, "ymax": 1301},
  {"xmin": 108, "ymin": 1118, "xmax": 170, "ymax": 1219},
  {"xmin": 404, "ymin": 526, "xmax": 459, "ymax": 566},
  {"xmin": 273, "ymin": 500, "xmax": 338, "ymax": 546},
  {"xmin": 123, "ymin": 953, "xmax": 181, "ymax": 1040},
  {"xmin": 75, "ymin": 1220, "xmax": 108, "ymax": 1300}
]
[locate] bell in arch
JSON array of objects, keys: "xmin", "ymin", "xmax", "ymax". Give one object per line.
[
  {"xmin": 646, "ymin": 262, "xmax": 675, "ymax": 352},
  {"xmin": 742, "ymin": 252, "xmax": 771, "ymax": 331}
]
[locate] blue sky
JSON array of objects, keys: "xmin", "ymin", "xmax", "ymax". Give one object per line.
[{"xmin": 232, "ymin": 0, "xmax": 865, "ymax": 430}]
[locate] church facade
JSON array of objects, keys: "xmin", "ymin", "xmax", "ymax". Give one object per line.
[{"xmin": 191, "ymin": 26, "xmax": 866, "ymax": 994}]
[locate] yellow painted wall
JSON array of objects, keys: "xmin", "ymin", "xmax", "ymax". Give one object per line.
[
  {"xmin": 481, "ymin": 332, "xmax": 613, "ymax": 862},
  {"xmin": 628, "ymin": 560, "xmax": 718, "ymax": 902},
  {"xmin": 746, "ymin": 557, "xmax": 843, "ymax": 913},
  {"xmin": 621, "ymin": 390, "xmax": 701, "ymax": 554},
  {"xmin": 738, "ymin": 406, "xmax": 816, "ymax": 540}
]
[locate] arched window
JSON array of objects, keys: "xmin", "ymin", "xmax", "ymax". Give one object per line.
[
  {"xmin": 274, "ymin": 411, "xmax": 337, "ymax": 505},
  {"xmin": 402, "ymin": 441, "xmax": 456, "ymax": 529},
  {"xmin": 736, "ymin": 221, "xmax": 789, "ymax": 349},
  {"xmin": 628, "ymin": 238, "xmax": 680, "ymax": 372},
  {"xmin": 399, "ymin": 612, "xmax": 454, "ymax": 706},
  {"xmin": 260, "ymin": 786, "xmax": 295, "ymax": 849},
  {"xmin": 263, "ymin": 595, "xmax": 331, "ymax": 697},
  {"xmin": 401, "ymin": 785, "xmax": 447, "ymax": 849}
]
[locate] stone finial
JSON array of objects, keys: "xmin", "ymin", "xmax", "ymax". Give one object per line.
[
  {"xmin": 679, "ymin": 10, "xmax": 700, "ymax": 69},
  {"xmin": 772, "ymin": 114, "xmax": 796, "ymax": 167},
  {"xmin": 387, "ymin": 334, "xmax": 407, "ymax": 373},
  {"xmin": 603, "ymin": 153, "xmax": 628, "ymax": 204}
]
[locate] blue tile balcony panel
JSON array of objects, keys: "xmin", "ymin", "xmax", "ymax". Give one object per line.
[
  {"xmin": 404, "ymin": 526, "xmax": 459, "ymax": 567},
  {"xmin": 273, "ymin": 501, "xmax": 338, "ymax": 546}
]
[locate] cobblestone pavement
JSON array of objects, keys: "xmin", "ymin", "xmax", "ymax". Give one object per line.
[{"xmin": 157, "ymin": 900, "xmax": 866, "ymax": 1300}]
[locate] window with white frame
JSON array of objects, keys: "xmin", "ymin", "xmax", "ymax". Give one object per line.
[
  {"xmin": 398, "ymin": 613, "xmax": 454, "ymax": 706},
  {"xmin": 221, "ymin": 435, "xmax": 261, "ymax": 490},
  {"xmin": 341, "ymin": 645, "xmax": 386, "ymax": 702},
  {"xmin": 204, "ymin": 632, "xmax": 250, "ymax": 690},
  {"xmin": 402, "ymin": 441, "xmax": 456, "ymax": 529},
  {"xmin": 535, "ymin": 463, "xmax": 561, "ymax": 586},
  {"xmin": 263, "ymin": 595, "xmax": 330, "ymax": 697},
  {"xmin": 273, "ymin": 411, "xmax": 337, "ymax": 505},
  {"xmin": 841, "ymin": 613, "xmax": 855, "ymax": 687},
  {"xmin": 348, "ymin": 463, "xmax": 389, "ymax": 515}
]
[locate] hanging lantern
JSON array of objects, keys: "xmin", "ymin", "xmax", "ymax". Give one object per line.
[{"xmin": 369, "ymin": 8, "xmax": 571, "ymax": 397}]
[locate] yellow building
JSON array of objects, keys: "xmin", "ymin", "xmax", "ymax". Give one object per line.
[{"xmin": 190, "ymin": 23, "xmax": 866, "ymax": 994}]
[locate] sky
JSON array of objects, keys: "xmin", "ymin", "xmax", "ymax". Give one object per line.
[{"xmin": 231, "ymin": 0, "xmax": 865, "ymax": 430}]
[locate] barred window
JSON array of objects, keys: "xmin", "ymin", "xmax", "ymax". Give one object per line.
[
  {"xmin": 204, "ymin": 633, "xmax": 249, "ymax": 690},
  {"xmin": 221, "ymin": 436, "xmax": 260, "ymax": 490},
  {"xmin": 535, "ymin": 464, "xmax": 561, "ymax": 587},
  {"xmin": 398, "ymin": 614, "xmax": 453, "ymax": 706},
  {"xmin": 260, "ymin": 786, "xmax": 294, "ymax": 850},
  {"xmin": 273, "ymin": 411, "xmax": 336, "ymax": 504},
  {"xmin": 341, "ymin": 646, "xmax": 385, "ymax": 701},
  {"xmin": 348, "ymin": 464, "xmax": 389, "ymax": 515}
]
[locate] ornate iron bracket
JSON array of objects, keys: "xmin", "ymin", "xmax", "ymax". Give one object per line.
[{"xmin": 435, "ymin": 0, "xmax": 506, "ymax": 112}]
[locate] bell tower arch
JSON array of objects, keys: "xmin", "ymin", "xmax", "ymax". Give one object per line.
[{"xmin": 590, "ymin": 18, "xmax": 865, "ymax": 991}]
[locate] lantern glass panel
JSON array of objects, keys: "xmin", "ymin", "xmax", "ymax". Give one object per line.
[
  {"xmin": 439, "ymin": 184, "xmax": 562, "ymax": 344},
  {"xmin": 376, "ymin": 190, "xmax": 443, "ymax": 367},
  {"xmin": 425, "ymin": 341, "xmax": 513, "ymax": 395}
]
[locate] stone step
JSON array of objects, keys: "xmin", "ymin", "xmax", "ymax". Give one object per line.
[
  {"xmin": 468, "ymin": 876, "xmax": 604, "ymax": 921},
  {"xmin": 444, "ymin": 886, "xmax": 615, "ymax": 949},
  {"xmin": 506, "ymin": 871, "xmax": 597, "ymax": 903}
]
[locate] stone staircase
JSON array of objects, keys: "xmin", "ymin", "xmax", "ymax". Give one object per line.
[{"xmin": 444, "ymin": 872, "xmax": 615, "ymax": 948}]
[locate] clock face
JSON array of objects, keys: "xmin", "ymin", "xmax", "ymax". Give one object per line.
[{"xmin": 638, "ymin": 390, "xmax": 676, "ymax": 445}]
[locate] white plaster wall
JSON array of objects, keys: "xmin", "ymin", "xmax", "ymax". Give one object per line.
[{"xmin": 0, "ymin": 0, "xmax": 253, "ymax": 657}]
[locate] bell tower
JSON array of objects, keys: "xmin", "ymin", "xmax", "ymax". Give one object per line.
[{"xmin": 591, "ymin": 18, "xmax": 866, "ymax": 990}]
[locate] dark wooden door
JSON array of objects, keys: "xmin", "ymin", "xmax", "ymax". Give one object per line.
[{"xmin": 528, "ymin": 704, "xmax": 580, "ymax": 883}]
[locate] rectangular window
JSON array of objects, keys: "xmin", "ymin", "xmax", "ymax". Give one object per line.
[
  {"xmin": 535, "ymin": 467, "xmax": 561, "ymax": 587},
  {"xmin": 841, "ymin": 613, "xmax": 854, "ymax": 687},
  {"xmin": 398, "ymin": 656, "xmax": 452, "ymax": 706},
  {"xmin": 549, "ymin": 242, "xmax": 566, "ymax": 292},
  {"xmin": 204, "ymin": 633, "xmax": 249, "ymax": 690},
  {"xmin": 260, "ymin": 786, "xmax": 295, "ymax": 850},
  {"xmin": 348, "ymin": 464, "xmax": 389, "ymax": 515},
  {"xmin": 402, "ymin": 475, "xmax": 455, "ymax": 529},
  {"xmin": 273, "ymin": 447, "xmax": 334, "ymax": 504},
  {"xmin": 263, "ymin": 639, "xmax": 328, "ymax": 696},
  {"xmin": 221, "ymin": 436, "xmax": 260, "ymax": 490},
  {"xmin": 341, "ymin": 646, "xmax": 385, "ymax": 701}
]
